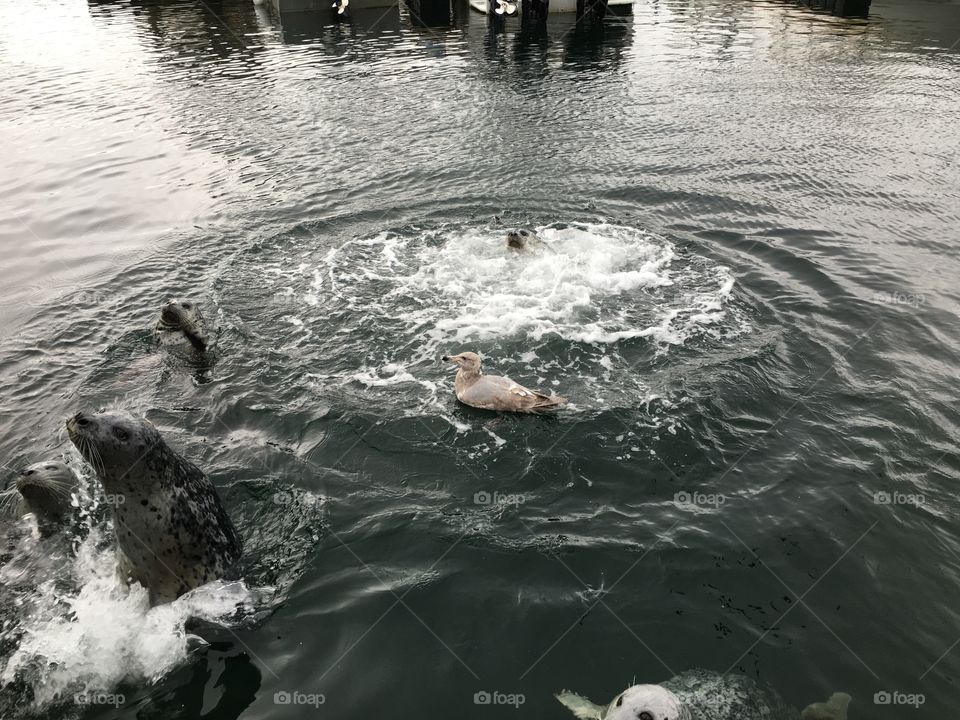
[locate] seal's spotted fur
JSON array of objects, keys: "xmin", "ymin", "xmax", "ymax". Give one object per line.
[
  {"xmin": 155, "ymin": 299, "xmax": 209, "ymax": 352},
  {"xmin": 66, "ymin": 410, "xmax": 241, "ymax": 605}
]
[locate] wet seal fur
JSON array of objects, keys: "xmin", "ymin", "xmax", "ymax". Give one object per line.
[
  {"xmin": 557, "ymin": 669, "xmax": 850, "ymax": 720},
  {"xmin": 506, "ymin": 228, "xmax": 550, "ymax": 251},
  {"xmin": 0, "ymin": 461, "xmax": 78, "ymax": 536},
  {"xmin": 66, "ymin": 410, "xmax": 242, "ymax": 605},
  {"xmin": 155, "ymin": 299, "xmax": 209, "ymax": 352}
]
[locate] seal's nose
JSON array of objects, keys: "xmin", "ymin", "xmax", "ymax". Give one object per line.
[{"xmin": 160, "ymin": 304, "xmax": 180, "ymax": 324}]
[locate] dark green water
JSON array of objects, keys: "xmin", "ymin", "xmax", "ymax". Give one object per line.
[{"xmin": 0, "ymin": 0, "xmax": 959, "ymax": 718}]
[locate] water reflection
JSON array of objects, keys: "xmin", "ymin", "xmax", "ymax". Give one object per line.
[{"xmin": 87, "ymin": 0, "xmax": 273, "ymax": 57}]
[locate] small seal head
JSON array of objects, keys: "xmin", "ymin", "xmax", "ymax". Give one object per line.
[
  {"xmin": 506, "ymin": 229, "xmax": 535, "ymax": 250},
  {"xmin": 3, "ymin": 461, "xmax": 78, "ymax": 527},
  {"xmin": 156, "ymin": 299, "xmax": 209, "ymax": 351}
]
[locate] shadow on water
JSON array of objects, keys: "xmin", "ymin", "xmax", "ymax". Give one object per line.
[
  {"xmin": 119, "ymin": 638, "xmax": 261, "ymax": 720},
  {"xmin": 88, "ymin": 0, "xmax": 275, "ymax": 57}
]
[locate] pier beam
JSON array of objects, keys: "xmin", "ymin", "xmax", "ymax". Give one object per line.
[{"xmin": 799, "ymin": 0, "xmax": 872, "ymax": 17}]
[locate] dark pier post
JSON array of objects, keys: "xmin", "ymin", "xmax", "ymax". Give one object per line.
[
  {"xmin": 521, "ymin": 0, "xmax": 549, "ymax": 23},
  {"xmin": 801, "ymin": 0, "xmax": 872, "ymax": 17},
  {"xmin": 576, "ymin": 0, "xmax": 609, "ymax": 22},
  {"xmin": 406, "ymin": 0, "xmax": 452, "ymax": 26},
  {"xmin": 833, "ymin": 0, "xmax": 872, "ymax": 16},
  {"xmin": 487, "ymin": 0, "xmax": 506, "ymax": 30}
]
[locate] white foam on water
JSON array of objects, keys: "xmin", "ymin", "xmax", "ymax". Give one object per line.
[
  {"xmin": 1, "ymin": 528, "xmax": 257, "ymax": 711},
  {"xmin": 350, "ymin": 363, "xmax": 433, "ymax": 388},
  {"xmin": 304, "ymin": 222, "xmax": 744, "ymax": 352},
  {"xmin": 397, "ymin": 223, "xmax": 678, "ymax": 344},
  {"xmin": 252, "ymin": 221, "xmax": 748, "ymax": 436}
]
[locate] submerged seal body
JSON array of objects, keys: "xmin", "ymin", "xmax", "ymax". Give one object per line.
[
  {"xmin": 557, "ymin": 669, "xmax": 850, "ymax": 720},
  {"xmin": 66, "ymin": 410, "xmax": 242, "ymax": 605},
  {"xmin": 1, "ymin": 461, "xmax": 78, "ymax": 533},
  {"xmin": 442, "ymin": 351, "xmax": 566, "ymax": 413},
  {"xmin": 155, "ymin": 299, "xmax": 209, "ymax": 352}
]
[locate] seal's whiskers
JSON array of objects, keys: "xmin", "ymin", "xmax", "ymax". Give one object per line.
[{"xmin": 0, "ymin": 486, "xmax": 22, "ymax": 515}]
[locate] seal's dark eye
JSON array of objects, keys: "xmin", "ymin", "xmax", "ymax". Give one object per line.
[
  {"xmin": 45, "ymin": 465, "xmax": 56, "ymax": 471},
  {"xmin": 182, "ymin": 303, "xmax": 192, "ymax": 309},
  {"xmin": 638, "ymin": 712, "xmax": 654, "ymax": 720},
  {"xmin": 616, "ymin": 696, "xmax": 623, "ymax": 707},
  {"xmin": 114, "ymin": 428, "xmax": 129, "ymax": 441},
  {"xmin": 24, "ymin": 469, "xmax": 35, "ymax": 476}
]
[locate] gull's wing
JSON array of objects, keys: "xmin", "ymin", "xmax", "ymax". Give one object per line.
[{"xmin": 458, "ymin": 374, "xmax": 566, "ymax": 413}]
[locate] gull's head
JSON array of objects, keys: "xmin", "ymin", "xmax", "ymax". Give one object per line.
[{"xmin": 441, "ymin": 351, "xmax": 482, "ymax": 374}]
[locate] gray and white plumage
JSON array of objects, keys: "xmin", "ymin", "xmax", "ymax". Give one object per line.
[{"xmin": 441, "ymin": 351, "xmax": 566, "ymax": 413}]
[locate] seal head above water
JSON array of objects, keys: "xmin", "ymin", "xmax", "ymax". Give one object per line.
[
  {"xmin": 557, "ymin": 684, "xmax": 690, "ymax": 720},
  {"xmin": 66, "ymin": 410, "xmax": 242, "ymax": 605},
  {"xmin": 506, "ymin": 228, "xmax": 545, "ymax": 251},
  {"xmin": 155, "ymin": 299, "xmax": 209, "ymax": 351},
  {"xmin": 1, "ymin": 461, "xmax": 78, "ymax": 533},
  {"xmin": 557, "ymin": 670, "xmax": 851, "ymax": 720}
]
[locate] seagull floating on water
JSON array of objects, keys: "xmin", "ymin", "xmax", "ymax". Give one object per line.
[{"xmin": 442, "ymin": 351, "xmax": 566, "ymax": 413}]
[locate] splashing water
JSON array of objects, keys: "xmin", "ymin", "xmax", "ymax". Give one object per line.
[
  {"xmin": 229, "ymin": 221, "xmax": 750, "ymax": 435},
  {"xmin": 313, "ymin": 222, "xmax": 745, "ymax": 350},
  {"xmin": 0, "ymin": 523, "xmax": 259, "ymax": 712}
]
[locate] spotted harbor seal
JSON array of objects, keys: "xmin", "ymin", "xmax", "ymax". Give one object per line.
[
  {"xmin": 66, "ymin": 410, "xmax": 242, "ymax": 605},
  {"xmin": 155, "ymin": 299, "xmax": 209, "ymax": 352},
  {"xmin": 0, "ymin": 461, "xmax": 78, "ymax": 534},
  {"xmin": 557, "ymin": 669, "xmax": 850, "ymax": 720},
  {"xmin": 441, "ymin": 351, "xmax": 566, "ymax": 413}
]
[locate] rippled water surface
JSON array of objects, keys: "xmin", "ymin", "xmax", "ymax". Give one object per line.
[{"xmin": 1, "ymin": 0, "xmax": 959, "ymax": 718}]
